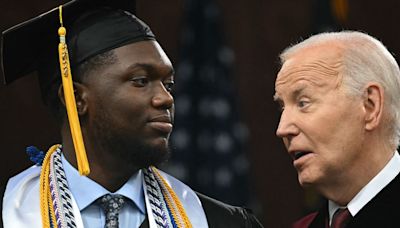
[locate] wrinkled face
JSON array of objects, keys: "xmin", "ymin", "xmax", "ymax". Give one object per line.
[
  {"xmin": 84, "ymin": 40, "xmax": 175, "ymax": 168},
  {"xmin": 274, "ymin": 45, "xmax": 366, "ymax": 189}
]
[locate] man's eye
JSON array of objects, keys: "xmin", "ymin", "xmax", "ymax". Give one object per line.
[
  {"xmin": 130, "ymin": 77, "xmax": 149, "ymax": 86},
  {"xmin": 163, "ymin": 80, "xmax": 175, "ymax": 92},
  {"xmin": 298, "ymin": 100, "xmax": 309, "ymax": 108}
]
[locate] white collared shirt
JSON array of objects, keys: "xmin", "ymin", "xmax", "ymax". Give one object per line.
[
  {"xmin": 3, "ymin": 151, "xmax": 208, "ymax": 228},
  {"xmin": 328, "ymin": 152, "xmax": 400, "ymax": 224},
  {"xmin": 62, "ymin": 154, "xmax": 146, "ymax": 228}
]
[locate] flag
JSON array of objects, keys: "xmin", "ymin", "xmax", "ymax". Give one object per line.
[{"xmin": 163, "ymin": 0, "xmax": 252, "ymax": 206}]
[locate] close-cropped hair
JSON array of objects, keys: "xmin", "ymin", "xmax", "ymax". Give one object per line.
[
  {"xmin": 44, "ymin": 50, "xmax": 118, "ymax": 123},
  {"xmin": 280, "ymin": 31, "xmax": 400, "ymax": 148}
]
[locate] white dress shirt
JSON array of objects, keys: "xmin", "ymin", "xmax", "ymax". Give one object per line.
[
  {"xmin": 62, "ymin": 154, "xmax": 146, "ymax": 228},
  {"xmin": 3, "ymin": 152, "xmax": 208, "ymax": 228}
]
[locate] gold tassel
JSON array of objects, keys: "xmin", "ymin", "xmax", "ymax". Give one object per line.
[{"xmin": 58, "ymin": 6, "xmax": 90, "ymax": 176}]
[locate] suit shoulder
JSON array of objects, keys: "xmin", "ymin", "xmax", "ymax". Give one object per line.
[{"xmin": 196, "ymin": 192, "xmax": 263, "ymax": 228}]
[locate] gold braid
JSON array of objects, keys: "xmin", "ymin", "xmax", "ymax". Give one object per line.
[
  {"xmin": 152, "ymin": 167, "xmax": 193, "ymax": 228},
  {"xmin": 39, "ymin": 144, "xmax": 60, "ymax": 228}
]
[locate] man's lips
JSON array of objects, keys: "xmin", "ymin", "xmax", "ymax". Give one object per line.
[
  {"xmin": 289, "ymin": 150, "xmax": 312, "ymax": 161},
  {"xmin": 148, "ymin": 115, "xmax": 173, "ymax": 134}
]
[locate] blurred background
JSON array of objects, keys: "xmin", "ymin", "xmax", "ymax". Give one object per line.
[{"xmin": 1, "ymin": 0, "xmax": 400, "ymax": 227}]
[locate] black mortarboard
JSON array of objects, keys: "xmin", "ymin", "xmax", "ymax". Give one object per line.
[
  {"xmin": 2, "ymin": 0, "xmax": 155, "ymax": 85},
  {"xmin": 1, "ymin": 0, "xmax": 156, "ymax": 175}
]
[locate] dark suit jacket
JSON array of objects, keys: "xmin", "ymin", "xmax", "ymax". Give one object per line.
[
  {"xmin": 293, "ymin": 173, "xmax": 400, "ymax": 228},
  {"xmin": 139, "ymin": 192, "xmax": 263, "ymax": 228}
]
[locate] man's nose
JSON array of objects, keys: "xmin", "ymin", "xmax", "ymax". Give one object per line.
[
  {"xmin": 152, "ymin": 82, "xmax": 174, "ymax": 109},
  {"xmin": 276, "ymin": 108, "xmax": 299, "ymax": 138}
]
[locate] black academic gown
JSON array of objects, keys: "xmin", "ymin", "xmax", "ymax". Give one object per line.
[
  {"xmin": 139, "ymin": 193, "xmax": 263, "ymax": 228},
  {"xmin": 293, "ymin": 173, "xmax": 400, "ymax": 228}
]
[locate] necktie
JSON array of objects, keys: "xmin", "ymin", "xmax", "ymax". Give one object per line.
[
  {"xmin": 331, "ymin": 208, "xmax": 351, "ymax": 228},
  {"xmin": 98, "ymin": 194, "xmax": 126, "ymax": 228}
]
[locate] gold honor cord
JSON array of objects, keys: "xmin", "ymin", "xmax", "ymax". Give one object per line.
[
  {"xmin": 152, "ymin": 167, "xmax": 193, "ymax": 228},
  {"xmin": 58, "ymin": 6, "xmax": 90, "ymax": 175},
  {"xmin": 39, "ymin": 144, "xmax": 59, "ymax": 228}
]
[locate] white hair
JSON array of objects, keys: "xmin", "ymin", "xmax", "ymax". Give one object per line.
[{"xmin": 280, "ymin": 31, "xmax": 400, "ymax": 148}]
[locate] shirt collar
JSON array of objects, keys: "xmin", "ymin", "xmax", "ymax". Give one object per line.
[
  {"xmin": 328, "ymin": 151, "xmax": 400, "ymax": 222},
  {"xmin": 61, "ymin": 154, "xmax": 146, "ymax": 213}
]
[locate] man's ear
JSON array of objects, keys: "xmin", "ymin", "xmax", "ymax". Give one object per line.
[
  {"xmin": 363, "ymin": 83, "xmax": 384, "ymax": 131},
  {"xmin": 57, "ymin": 82, "xmax": 89, "ymax": 115}
]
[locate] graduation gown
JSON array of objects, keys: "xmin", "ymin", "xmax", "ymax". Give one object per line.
[
  {"xmin": 139, "ymin": 193, "xmax": 262, "ymax": 228},
  {"xmin": 1, "ymin": 166, "xmax": 262, "ymax": 228},
  {"xmin": 293, "ymin": 173, "xmax": 400, "ymax": 228}
]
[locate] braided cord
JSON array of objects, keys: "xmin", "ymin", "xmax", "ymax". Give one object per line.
[
  {"xmin": 39, "ymin": 147, "xmax": 192, "ymax": 228},
  {"xmin": 39, "ymin": 144, "xmax": 60, "ymax": 228},
  {"xmin": 151, "ymin": 167, "xmax": 192, "ymax": 228},
  {"xmin": 50, "ymin": 148, "xmax": 77, "ymax": 228},
  {"xmin": 40, "ymin": 144, "xmax": 77, "ymax": 228},
  {"xmin": 50, "ymin": 152, "xmax": 63, "ymax": 227},
  {"xmin": 48, "ymin": 171, "xmax": 58, "ymax": 227},
  {"xmin": 54, "ymin": 150, "xmax": 77, "ymax": 227},
  {"xmin": 143, "ymin": 168, "xmax": 173, "ymax": 227},
  {"xmin": 152, "ymin": 174, "xmax": 182, "ymax": 227}
]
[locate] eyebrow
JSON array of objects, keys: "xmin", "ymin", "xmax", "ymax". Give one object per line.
[
  {"xmin": 292, "ymin": 87, "xmax": 306, "ymax": 99},
  {"xmin": 128, "ymin": 63, "xmax": 175, "ymax": 78},
  {"xmin": 273, "ymin": 86, "xmax": 307, "ymax": 103}
]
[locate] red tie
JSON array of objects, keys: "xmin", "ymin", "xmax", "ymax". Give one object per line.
[{"xmin": 331, "ymin": 208, "xmax": 351, "ymax": 228}]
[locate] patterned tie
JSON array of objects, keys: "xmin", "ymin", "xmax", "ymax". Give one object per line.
[
  {"xmin": 331, "ymin": 208, "xmax": 351, "ymax": 228},
  {"xmin": 98, "ymin": 194, "xmax": 126, "ymax": 228}
]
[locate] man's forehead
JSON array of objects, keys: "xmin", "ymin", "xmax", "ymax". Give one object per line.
[
  {"xmin": 275, "ymin": 62, "xmax": 343, "ymax": 102},
  {"xmin": 114, "ymin": 40, "xmax": 160, "ymax": 57},
  {"xmin": 275, "ymin": 79, "xmax": 315, "ymax": 99},
  {"xmin": 284, "ymin": 43, "xmax": 342, "ymax": 67},
  {"xmin": 276, "ymin": 63, "xmax": 340, "ymax": 88},
  {"xmin": 88, "ymin": 41, "xmax": 173, "ymax": 82},
  {"xmin": 276, "ymin": 44, "xmax": 343, "ymax": 86},
  {"xmin": 114, "ymin": 41, "xmax": 173, "ymax": 69}
]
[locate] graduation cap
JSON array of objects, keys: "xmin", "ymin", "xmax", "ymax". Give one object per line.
[{"xmin": 1, "ymin": 0, "xmax": 156, "ymax": 175}]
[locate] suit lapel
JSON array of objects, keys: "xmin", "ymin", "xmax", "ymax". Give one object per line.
[
  {"xmin": 348, "ymin": 172, "xmax": 400, "ymax": 227},
  {"xmin": 139, "ymin": 217, "xmax": 149, "ymax": 228}
]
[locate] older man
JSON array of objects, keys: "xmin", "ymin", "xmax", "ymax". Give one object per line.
[{"xmin": 274, "ymin": 31, "xmax": 400, "ymax": 227}]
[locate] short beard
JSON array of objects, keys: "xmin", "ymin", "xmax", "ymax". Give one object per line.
[{"xmin": 91, "ymin": 110, "xmax": 170, "ymax": 170}]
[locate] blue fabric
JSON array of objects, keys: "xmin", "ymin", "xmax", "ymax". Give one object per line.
[
  {"xmin": 26, "ymin": 146, "xmax": 45, "ymax": 165},
  {"xmin": 61, "ymin": 154, "xmax": 146, "ymax": 228}
]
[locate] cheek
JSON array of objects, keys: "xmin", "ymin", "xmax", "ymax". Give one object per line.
[
  {"xmin": 312, "ymin": 109, "xmax": 365, "ymax": 163},
  {"xmin": 94, "ymin": 96, "xmax": 143, "ymax": 122}
]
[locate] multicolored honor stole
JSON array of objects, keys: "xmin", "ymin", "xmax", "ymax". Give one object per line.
[
  {"xmin": 143, "ymin": 167, "xmax": 192, "ymax": 228},
  {"xmin": 39, "ymin": 145, "xmax": 193, "ymax": 228}
]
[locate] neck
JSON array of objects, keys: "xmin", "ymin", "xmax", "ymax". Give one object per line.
[
  {"xmin": 319, "ymin": 135, "xmax": 395, "ymax": 206},
  {"xmin": 61, "ymin": 125, "xmax": 140, "ymax": 192}
]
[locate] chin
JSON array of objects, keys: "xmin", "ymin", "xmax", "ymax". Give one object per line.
[
  {"xmin": 298, "ymin": 173, "xmax": 317, "ymax": 188},
  {"xmin": 125, "ymin": 142, "xmax": 171, "ymax": 168},
  {"xmin": 152, "ymin": 137, "xmax": 170, "ymax": 147},
  {"xmin": 299, "ymin": 180, "xmax": 313, "ymax": 188}
]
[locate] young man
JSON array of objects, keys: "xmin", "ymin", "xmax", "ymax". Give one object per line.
[
  {"xmin": 1, "ymin": 0, "xmax": 262, "ymax": 227},
  {"xmin": 274, "ymin": 31, "xmax": 400, "ymax": 227}
]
